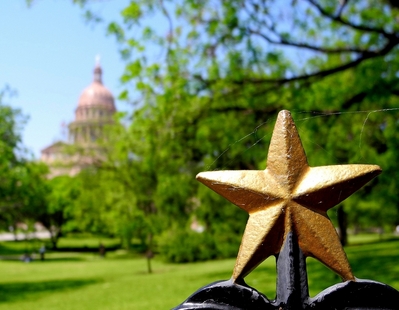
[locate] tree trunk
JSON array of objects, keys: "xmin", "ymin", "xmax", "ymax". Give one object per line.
[
  {"xmin": 50, "ymin": 234, "xmax": 58, "ymax": 249},
  {"xmin": 337, "ymin": 205, "xmax": 348, "ymax": 246},
  {"xmin": 49, "ymin": 229, "xmax": 61, "ymax": 249},
  {"xmin": 146, "ymin": 233, "xmax": 154, "ymax": 274},
  {"xmin": 12, "ymin": 224, "xmax": 17, "ymax": 241},
  {"xmin": 147, "ymin": 255, "xmax": 152, "ymax": 274},
  {"xmin": 124, "ymin": 230, "xmax": 133, "ymax": 250}
]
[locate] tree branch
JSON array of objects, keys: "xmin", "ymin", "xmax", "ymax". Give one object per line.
[
  {"xmin": 308, "ymin": 0, "xmax": 391, "ymax": 37},
  {"xmin": 197, "ymin": 36, "xmax": 399, "ymax": 89},
  {"xmin": 336, "ymin": 0, "xmax": 349, "ymax": 18},
  {"xmin": 248, "ymin": 28, "xmax": 369, "ymax": 54}
]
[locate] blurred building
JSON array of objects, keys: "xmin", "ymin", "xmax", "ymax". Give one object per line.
[{"xmin": 41, "ymin": 61, "xmax": 116, "ymax": 178}]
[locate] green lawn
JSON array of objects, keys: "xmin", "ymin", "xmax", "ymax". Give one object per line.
[{"xmin": 0, "ymin": 235, "xmax": 398, "ymax": 309}]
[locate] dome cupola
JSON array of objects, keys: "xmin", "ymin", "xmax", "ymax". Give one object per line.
[
  {"xmin": 75, "ymin": 60, "xmax": 116, "ymax": 121},
  {"xmin": 68, "ymin": 59, "xmax": 116, "ymax": 144}
]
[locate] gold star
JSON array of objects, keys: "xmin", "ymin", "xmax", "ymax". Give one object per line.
[{"xmin": 197, "ymin": 110, "xmax": 381, "ymax": 282}]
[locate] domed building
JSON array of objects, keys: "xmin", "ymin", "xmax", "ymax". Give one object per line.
[
  {"xmin": 41, "ymin": 61, "xmax": 116, "ymax": 177},
  {"xmin": 69, "ymin": 63, "xmax": 116, "ymax": 144}
]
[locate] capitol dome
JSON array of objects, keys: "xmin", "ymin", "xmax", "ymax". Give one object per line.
[
  {"xmin": 68, "ymin": 61, "xmax": 116, "ymax": 144},
  {"xmin": 74, "ymin": 64, "xmax": 116, "ymax": 122}
]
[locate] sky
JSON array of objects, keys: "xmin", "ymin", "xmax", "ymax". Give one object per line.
[{"xmin": 0, "ymin": 0, "xmax": 129, "ymax": 159}]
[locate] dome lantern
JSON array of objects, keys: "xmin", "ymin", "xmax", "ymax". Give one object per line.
[{"xmin": 93, "ymin": 55, "xmax": 102, "ymax": 83}]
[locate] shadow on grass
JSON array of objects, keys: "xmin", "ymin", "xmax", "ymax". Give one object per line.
[
  {"xmin": 54, "ymin": 245, "xmax": 121, "ymax": 253},
  {"xmin": 35, "ymin": 257, "xmax": 87, "ymax": 262},
  {"xmin": 0, "ymin": 241, "xmax": 122, "ymax": 255},
  {"xmin": 0, "ymin": 243, "xmax": 33, "ymax": 256},
  {"xmin": 0, "ymin": 278, "xmax": 100, "ymax": 303},
  {"xmin": 0, "ymin": 256, "xmax": 87, "ymax": 262}
]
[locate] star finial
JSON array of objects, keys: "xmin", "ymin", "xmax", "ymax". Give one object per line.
[{"xmin": 197, "ymin": 110, "xmax": 381, "ymax": 282}]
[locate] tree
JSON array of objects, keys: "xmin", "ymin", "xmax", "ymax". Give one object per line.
[
  {"xmin": 0, "ymin": 86, "xmax": 46, "ymax": 234},
  {"xmin": 71, "ymin": 0, "xmax": 399, "ymax": 252},
  {"xmin": 39, "ymin": 175, "xmax": 81, "ymax": 249},
  {"xmin": 94, "ymin": 118, "xmax": 167, "ymax": 270},
  {"xmin": 106, "ymin": 1, "xmax": 398, "ymax": 108},
  {"xmin": 116, "ymin": 1, "xmax": 398, "ymax": 244},
  {"xmin": 0, "ymin": 85, "xmax": 82, "ymax": 251}
]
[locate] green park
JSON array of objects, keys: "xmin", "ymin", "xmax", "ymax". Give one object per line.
[
  {"xmin": 0, "ymin": 234, "xmax": 399, "ymax": 309},
  {"xmin": 1, "ymin": 1, "xmax": 399, "ymax": 309}
]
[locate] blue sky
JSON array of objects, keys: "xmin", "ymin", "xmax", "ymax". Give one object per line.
[{"xmin": 0, "ymin": 0, "xmax": 129, "ymax": 158}]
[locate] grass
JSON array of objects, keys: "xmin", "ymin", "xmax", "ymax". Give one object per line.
[
  {"xmin": 0, "ymin": 251, "xmax": 234, "ymax": 310},
  {"xmin": 0, "ymin": 234, "xmax": 398, "ymax": 309}
]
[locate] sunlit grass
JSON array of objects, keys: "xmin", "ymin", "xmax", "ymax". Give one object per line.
[
  {"xmin": 348, "ymin": 232, "xmax": 390, "ymax": 245},
  {"xmin": 56, "ymin": 235, "xmax": 120, "ymax": 249},
  {"xmin": 0, "ymin": 234, "xmax": 398, "ymax": 309},
  {"xmin": 0, "ymin": 253, "xmax": 235, "ymax": 310}
]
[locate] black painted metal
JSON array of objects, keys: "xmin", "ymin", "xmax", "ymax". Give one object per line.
[
  {"xmin": 172, "ymin": 279, "xmax": 272, "ymax": 310},
  {"xmin": 173, "ymin": 232, "xmax": 399, "ymax": 309},
  {"xmin": 275, "ymin": 231, "xmax": 309, "ymax": 308}
]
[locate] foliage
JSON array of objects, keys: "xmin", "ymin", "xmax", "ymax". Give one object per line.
[
  {"xmin": 100, "ymin": 0, "xmax": 399, "ymax": 249},
  {"xmin": 38, "ymin": 175, "xmax": 82, "ymax": 248},
  {"xmin": 0, "ymin": 86, "xmax": 78, "ymax": 249},
  {"xmin": 0, "ymin": 87, "xmax": 50, "ymax": 234},
  {"xmin": 158, "ymin": 228, "xmax": 217, "ymax": 263},
  {"xmin": 107, "ymin": 0, "xmax": 399, "ymax": 107},
  {"xmin": 61, "ymin": 0, "xmax": 399, "ymax": 255}
]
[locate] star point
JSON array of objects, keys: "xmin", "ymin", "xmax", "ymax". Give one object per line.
[{"xmin": 197, "ymin": 110, "xmax": 381, "ymax": 282}]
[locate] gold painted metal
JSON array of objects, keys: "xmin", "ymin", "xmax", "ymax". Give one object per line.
[{"xmin": 196, "ymin": 110, "xmax": 381, "ymax": 283}]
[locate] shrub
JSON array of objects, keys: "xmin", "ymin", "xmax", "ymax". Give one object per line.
[{"xmin": 159, "ymin": 229, "xmax": 217, "ymax": 263}]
